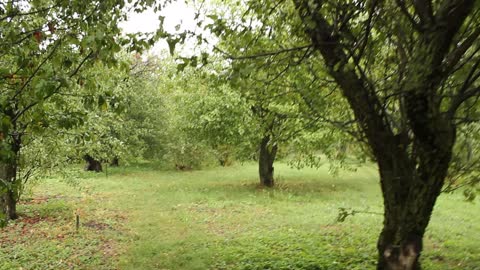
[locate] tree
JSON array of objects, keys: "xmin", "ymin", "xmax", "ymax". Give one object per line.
[
  {"xmin": 121, "ymin": 54, "xmax": 172, "ymax": 163},
  {"xmin": 0, "ymin": 0, "xmax": 163, "ymax": 225},
  {"xmin": 198, "ymin": 2, "xmax": 347, "ymax": 187},
  {"xmin": 180, "ymin": 82, "xmax": 256, "ymax": 167},
  {"xmin": 292, "ymin": 1, "xmax": 480, "ymax": 269},
  {"xmin": 197, "ymin": 0, "xmax": 480, "ymax": 268}
]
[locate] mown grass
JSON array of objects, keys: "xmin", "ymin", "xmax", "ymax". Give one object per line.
[{"xmin": 1, "ymin": 162, "xmax": 479, "ymax": 269}]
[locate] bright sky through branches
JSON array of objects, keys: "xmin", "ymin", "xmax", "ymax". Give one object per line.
[{"xmin": 120, "ymin": 1, "xmax": 197, "ymax": 55}]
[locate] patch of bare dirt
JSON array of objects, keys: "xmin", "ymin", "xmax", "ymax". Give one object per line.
[{"xmin": 83, "ymin": 220, "xmax": 112, "ymax": 230}]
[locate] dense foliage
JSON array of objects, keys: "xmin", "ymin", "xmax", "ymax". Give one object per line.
[{"xmin": 1, "ymin": 1, "xmax": 480, "ymax": 270}]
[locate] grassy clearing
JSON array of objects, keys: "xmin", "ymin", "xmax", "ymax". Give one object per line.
[{"xmin": 1, "ymin": 163, "xmax": 479, "ymax": 269}]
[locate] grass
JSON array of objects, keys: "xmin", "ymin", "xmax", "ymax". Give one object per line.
[{"xmin": 1, "ymin": 162, "xmax": 479, "ymax": 269}]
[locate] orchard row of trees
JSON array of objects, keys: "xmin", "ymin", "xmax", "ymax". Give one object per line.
[
  {"xmin": 1, "ymin": 1, "xmax": 479, "ymax": 270},
  {"xmin": 190, "ymin": 0, "xmax": 480, "ymax": 269},
  {"xmin": 0, "ymin": 0, "xmax": 173, "ymax": 225},
  {"xmin": 0, "ymin": 3, "xmax": 341, "ymax": 229}
]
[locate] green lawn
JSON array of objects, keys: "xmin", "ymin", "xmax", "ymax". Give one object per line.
[{"xmin": 1, "ymin": 163, "xmax": 479, "ymax": 269}]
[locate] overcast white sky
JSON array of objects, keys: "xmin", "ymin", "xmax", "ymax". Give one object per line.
[{"xmin": 120, "ymin": 1, "xmax": 197, "ymax": 55}]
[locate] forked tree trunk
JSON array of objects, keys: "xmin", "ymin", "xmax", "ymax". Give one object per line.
[
  {"xmin": 258, "ymin": 135, "xmax": 277, "ymax": 187},
  {"xmin": 84, "ymin": 155, "xmax": 102, "ymax": 172},
  {"xmin": 375, "ymin": 144, "xmax": 453, "ymax": 270}
]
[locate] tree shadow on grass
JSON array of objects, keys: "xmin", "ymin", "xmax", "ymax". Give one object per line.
[{"xmin": 204, "ymin": 177, "xmax": 368, "ymax": 198}]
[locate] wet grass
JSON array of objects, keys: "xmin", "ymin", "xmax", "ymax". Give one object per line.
[{"xmin": 1, "ymin": 162, "xmax": 479, "ymax": 269}]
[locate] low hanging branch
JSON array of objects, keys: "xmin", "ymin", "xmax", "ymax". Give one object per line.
[{"xmin": 336, "ymin": 207, "xmax": 383, "ymax": 223}]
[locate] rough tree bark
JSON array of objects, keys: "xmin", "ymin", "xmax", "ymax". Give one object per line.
[
  {"xmin": 293, "ymin": 0, "xmax": 473, "ymax": 269},
  {"xmin": 0, "ymin": 150, "xmax": 20, "ymax": 221},
  {"xmin": 84, "ymin": 155, "xmax": 103, "ymax": 172},
  {"xmin": 258, "ymin": 135, "xmax": 277, "ymax": 187},
  {"xmin": 4, "ymin": 189, "xmax": 17, "ymax": 220},
  {"xmin": 375, "ymin": 134, "xmax": 454, "ymax": 269}
]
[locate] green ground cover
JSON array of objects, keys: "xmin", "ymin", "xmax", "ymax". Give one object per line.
[{"xmin": 1, "ymin": 163, "xmax": 478, "ymax": 269}]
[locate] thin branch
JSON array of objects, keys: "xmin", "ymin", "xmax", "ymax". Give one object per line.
[
  {"xmin": 13, "ymin": 51, "xmax": 94, "ymax": 122},
  {"xmin": 0, "ymin": 5, "xmax": 56, "ymax": 21},
  {"xmin": 213, "ymin": 44, "xmax": 312, "ymax": 60},
  {"xmin": 12, "ymin": 39, "xmax": 62, "ymax": 100}
]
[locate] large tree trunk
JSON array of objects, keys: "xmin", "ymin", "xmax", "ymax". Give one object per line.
[
  {"xmin": 291, "ymin": 1, "xmax": 473, "ymax": 268},
  {"xmin": 84, "ymin": 155, "xmax": 103, "ymax": 172},
  {"xmin": 258, "ymin": 135, "xmax": 277, "ymax": 187},
  {"xmin": 376, "ymin": 177, "xmax": 445, "ymax": 269},
  {"xmin": 375, "ymin": 134, "xmax": 454, "ymax": 270}
]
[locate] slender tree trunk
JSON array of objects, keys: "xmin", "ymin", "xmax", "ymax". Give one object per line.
[
  {"xmin": 258, "ymin": 135, "xmax": 277, "ymax": 187},
  {"xmin": 4, "ymin": 163, "xmax": 18, "ymax": 220},
  {"xmin": 0, "ymin": 164, "xmax": 7, "ymax": 226},
  {"xmin": 0, "ymin": 162, "xmax": 19, "ymax": 222},
  {"xmin": 84, "ymin": 155, "xmax": 102, "ymax": 172},
  {"xmin": 0, "ymin": 198, "xmax": 6, "ymax": 227},
  {"xmin": 1, "ymin": 132, "xmax": 21, "ymax": 222},
  {"xmin": 218, "ymin": 152, "xmax": 231, "ymax": 167},
  {"xmin": 5, "ymin": 189, "xmax": 17, "ymax": 220}
]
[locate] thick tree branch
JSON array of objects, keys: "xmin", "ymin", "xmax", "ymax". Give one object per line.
[
  {"xmin": 448, "ymin": 86, "xmax": 480, "ymax": 117},
  {"xmin": 294, "ymin": 0, "xmax": 396, "ymax": 160},
  {"xmin": 431, "ymin": 0, "xmax": 475, "ymax": 67},
  {"xmin": 412, "ymin": 0, "xmax": 434, "ymax": 26},
  {"xmin": 443, "ymin": 27, "xmax": 480, "ymax": 74}
]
